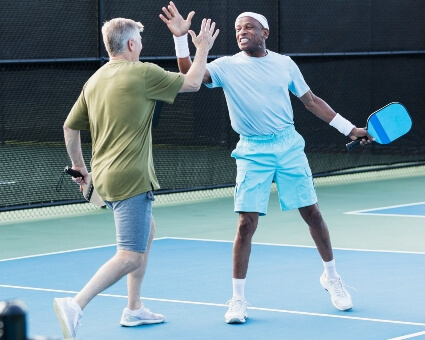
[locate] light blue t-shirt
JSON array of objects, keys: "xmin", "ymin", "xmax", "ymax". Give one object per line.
[{"xmin": 205, "ymin": 50, "xmax": 310, "ymax": 136}]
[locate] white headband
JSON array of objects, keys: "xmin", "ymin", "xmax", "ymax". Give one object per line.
[{"xmin": 235, "ymin": 12, "xmax": 269, "ymax": 30}]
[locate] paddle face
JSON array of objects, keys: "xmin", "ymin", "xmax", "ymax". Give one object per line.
[
  {"xmin": 81, "ymin": 173, "xmax": 106, "ymax": 207},
  {"xmin": 366, "ymin": 102, "xmax": 412, "ymax": 144},
  {"xmin": 64, "ymin": 166, "xmax": 105, "ymax": 207}
]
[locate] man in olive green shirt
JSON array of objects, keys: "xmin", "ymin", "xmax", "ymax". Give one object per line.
[
  {"xmin": 65, "ymin": 57, "xmax": 181, "ymax": 201},
  {"xmin": 54, "ymin": 13, "xmax": 219, "ymax": 339}
]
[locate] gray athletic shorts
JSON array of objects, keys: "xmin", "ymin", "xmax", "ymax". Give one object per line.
[{"xmin": 104, "ymin": 191, "xmax": 154, "ymax": 252}]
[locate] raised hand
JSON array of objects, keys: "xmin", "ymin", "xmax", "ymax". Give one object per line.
[
  {"xmin": 189, "ymin": 18, "xmax": 220, "ymax": 53},
  {"xmin": 159, "ymin": 1, "xmax": 194, "ymax": 37}
]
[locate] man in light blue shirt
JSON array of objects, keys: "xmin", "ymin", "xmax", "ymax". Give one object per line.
[
  {"xmin": 205, "ymin": 47, "xmax": 309, "ymax": 136},
  {"xmin": 161, "ymin": 1, "xmax": 373, "ymax": 324}
]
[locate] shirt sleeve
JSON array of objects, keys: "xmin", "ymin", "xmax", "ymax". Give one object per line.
[
  {"xmin": 288, "ymin": 58, "xmax": 310, "ymax": 98},
  {"xmin": 144, "ymin": 63, "xmax": 184, "ymax": 104},
  {"xmin": 204, "ymin": 57, "xmax": 228, "ymax": 89},
  {"xmin": 64, "ymin": 85, "xmax": 90, "ymax": 130}
]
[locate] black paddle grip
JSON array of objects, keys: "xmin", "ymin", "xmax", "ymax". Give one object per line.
[
  {"xmin": 346, "ymin": 139, "xmax": 361, "ymax": 151},
  {"xmin": 64, "ymin": 166, "xmax": 83, "ymax": 178}
]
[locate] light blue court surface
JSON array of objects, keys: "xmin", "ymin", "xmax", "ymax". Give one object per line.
[
  {"xmin": 346, "ymin": 202, "xmax": 425, "ymax": 218},
  {"xmin": 1, "ymin": 238, "xmax": 425, "ymax": 339}
]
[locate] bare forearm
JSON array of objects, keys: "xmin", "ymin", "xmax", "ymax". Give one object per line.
[
  {"xmin": 303, "ymin": 92, "xmax": 337, "ymax": 123},
  {"xmin": 170, "ymin": 18, "xmax": 217, "ymax": 92},
  {"xmin": 177, "ymin": 57, "xmax": 192, "ymax": 74},
  {"xmin": 179, "ymin": 48, "xmax": 208, "ymax": 92},
  {"xmin": 63, "ymin": 125, "xmax": 85, "ymax": 167},
  {"xmin": 300, "ymin": 90, "xmax": 363, "ymax": 138}
]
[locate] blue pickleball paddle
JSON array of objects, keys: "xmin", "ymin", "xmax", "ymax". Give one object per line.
[{"xmin": 346, "ymin": 102, "xmax": 412, "ymax": 150}]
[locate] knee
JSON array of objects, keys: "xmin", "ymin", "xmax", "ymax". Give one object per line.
[
  {"xmin": 118, "ymin": 251, "xmax": 144, "ymax": 272},
  {"xmin": 300, "ymin": 205, "xmax": 324, "ymax": 226},
  {"xmin": 237, "ymin": 215, "xmax": 257, "ymax": 240},
  {"xmin": 308, "ymin": 209, "xmax": 323, "ymax": 222}
]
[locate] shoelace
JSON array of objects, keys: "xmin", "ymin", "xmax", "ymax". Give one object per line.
[
  {"xmin": 133, "ymin": 306, "xmax": 161, "ymax": 319},
  {"xmin": 330, "ymin": 278, "xmax": 356, "ymax": 297},
  {"xmin": 126, "ymin": 306, "xmax": 152, "ymax": 317},
  {"xmin": 226, "ymin": 298, "xmax": 248, "ymax": 312}
]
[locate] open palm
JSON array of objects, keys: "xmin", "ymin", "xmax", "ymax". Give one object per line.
[{"xmin": 159, "ymin": 1, "xmax": 194, "ymax": 37}]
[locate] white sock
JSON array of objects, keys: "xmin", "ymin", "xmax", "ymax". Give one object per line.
[
  {"xmin": 323, "ymin": 259, "xmax": 339, "ymax": 280},
  {"xmin": 233, "ymin": 278, "xmax": 246, "ymax": 298}
]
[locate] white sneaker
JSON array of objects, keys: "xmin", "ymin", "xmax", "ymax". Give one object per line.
[
  {"xmin": 320, "ymin": 272, "xmax": 353, "ymax": 311},
  {"xmin": 224, "ymin": 297, "xmax": 248, "ymax": 324},
  {"xmin": 53, "ymin": 297, "xmax": 83, "ymax": 339},
  {"xmin": 120, "ymin": 306, "xmax": 165, "ymax": 327}
]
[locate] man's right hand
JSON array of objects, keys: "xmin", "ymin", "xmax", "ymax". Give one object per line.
[
  {"xmin": 189, "ymin": 18, "xmax": 219, "ymax": 53},
  {"xmin": 177, "ymin": 17, "xmax": 218, "ymax": 92},
  {"xmin": 159, "ymin": 1, "xmax": 194, "ymax": 36}
]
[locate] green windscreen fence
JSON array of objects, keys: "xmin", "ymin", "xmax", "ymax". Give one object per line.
[{"xmin": 1, "ymin": 0, "xmax": 424, "ymax": 212}]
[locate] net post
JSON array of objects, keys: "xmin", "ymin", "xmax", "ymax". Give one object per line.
[
  {"xmin": 278, "ymin": 0, "xmax": 284, "ymax": 53},
  {"xmin": 98, "ymin": 0, "xmax": 105, "ymax": 67}
]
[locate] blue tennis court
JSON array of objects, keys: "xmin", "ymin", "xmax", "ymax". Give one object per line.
[{"xmin": 1, "ymin": 238, "xmax": 425, "ymax": 339}]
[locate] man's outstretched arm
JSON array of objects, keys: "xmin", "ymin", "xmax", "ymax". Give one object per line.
[
  {"xmin": 300, "ymin": 90, "xmax": 374, "ymax": 143},
  {"xmin": 160, "ymin": 1, "xmax": 214, "ymax": 83}
]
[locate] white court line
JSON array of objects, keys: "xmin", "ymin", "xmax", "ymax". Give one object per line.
[
  {"xmin": 345, "ymin": 201, "xmax": 425, "ymax": 217},
  {"xmin": 388, "ymin": 330, "xmax": 425, "ymax": 340},
  {"xmin": 1, "ymin": 237, "xmax": 424, "ymax": 263},
  {"xmin": 0, "ymin": 237, "xmax": 169, "ymax": 262},
  {"xmin": 1, "ymin": 284, "xmax": 425, "ymax": 328},
  {"xmin": 166, "ymin": 237, "xmax": 425, "ymax": 255},
  {"xmin": 345, "ymin": 212, "xmax": 425, "ymax": 218},
  {"xmin": 0, "ymin": 244, "xmax": 117, "ymax": 262},
  {"xmin": 349, "ymin": 201, "xmax": 425, "ymax": 212}
]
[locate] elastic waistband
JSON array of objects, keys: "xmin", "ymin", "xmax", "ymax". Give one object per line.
[{"xmin": 239, "ymin": 125, "xmax": 295, "ymax": 143}]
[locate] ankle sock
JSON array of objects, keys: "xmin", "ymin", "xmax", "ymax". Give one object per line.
[
  {"xmin": 233, "ymin": 278, "xmax": 246, "ymax": 298},
  {"xmin": 323, "ymin": 259, "xmax": 339, "ymax": 280}
]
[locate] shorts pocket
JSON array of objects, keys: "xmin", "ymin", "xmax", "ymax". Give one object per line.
[
  {"xmin": 304, "ymin": 167, "xmax": 315, "ymax": 190},
  {"xmin": 296, "ymin": 167, "xmax": 316, "ymax": 204},
  {"xmin": 234, "ymin": 171, "xmax": 246, "ymax": 199}
]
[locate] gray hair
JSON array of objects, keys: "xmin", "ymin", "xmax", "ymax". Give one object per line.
[{"xmin": 102, "ymin": 18, "xmax": 144, "ymax": 56}]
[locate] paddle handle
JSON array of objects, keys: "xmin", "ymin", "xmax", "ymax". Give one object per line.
[
  {"xmin": 64, "ymin": 166, "xmax": 83, "ymax": 178},
  {"xmin": 346, "ymin": 139, "xmax": 361, "ymax": 150}
]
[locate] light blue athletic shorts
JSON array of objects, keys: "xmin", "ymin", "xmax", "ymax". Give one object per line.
[
  {"xmin": 104, "ymin": 191, "xmax": 154, "ymax": 252},
  {"xmin": 231, "ymin": 125, "xmax": 317, "ymax": 216}
]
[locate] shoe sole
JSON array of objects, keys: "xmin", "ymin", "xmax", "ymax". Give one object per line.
[
  {"xmin": 53, "ymin": 299, "xmax": 73, "ymax": 339},
  {"xmin": 120, "ymin": 319, "xmax": 165, "ymax": 327},
  {"xmin": 225, "ymin": 316, "xmax": 247, "ymax": 324}
]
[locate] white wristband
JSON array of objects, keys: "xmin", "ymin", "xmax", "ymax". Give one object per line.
[
  {"xmin": 329, "ymin": 113, "xmax": 355, "ymax": 136},
  {"xmin": 173, "ymin": 34, "xmax": 190, "ymax": 58}
]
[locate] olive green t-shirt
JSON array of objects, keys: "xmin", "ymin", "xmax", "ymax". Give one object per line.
[{"xmin": 65, "ymin": 60, "xmax": 184, "ymax": 201}]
